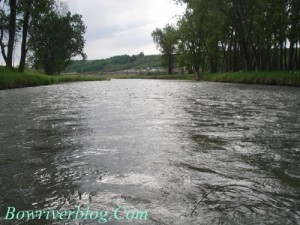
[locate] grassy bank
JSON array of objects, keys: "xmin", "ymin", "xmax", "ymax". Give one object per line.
[
  {"xmin": 100, "ymin": 71, "xmax": 300, "ymax": 86},
  {"xmin": 202, "ymin": 71, "xmax": 300, "ymax": 86},
  {"xmin": 99, "ymin": 73, "xmax": 195, "ymax": 80},
  {"xmin": 2, "ymin": 67, "xmax": 300, "ymax": 89},
  {"xmin": 0, "ymin": 66, "xmax": 107, "ymax": 90}
]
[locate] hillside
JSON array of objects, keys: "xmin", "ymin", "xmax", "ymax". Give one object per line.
[{"xmin": 64, "ymin": 54, "xmax": 163, "ymax": 74}]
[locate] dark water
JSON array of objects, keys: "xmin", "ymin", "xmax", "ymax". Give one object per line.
[{"xmin": 0, "ymin": 80, "xmax": 299, "ymax": 225}]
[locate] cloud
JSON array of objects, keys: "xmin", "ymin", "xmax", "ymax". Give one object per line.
[
  {"xmin": 0, "ymin": 0, "xmax": 185, "ymax": 65},
  {"xmin": 85, "ymin": 25, "xmax": 157, "ymax": 59},
  {"xmin": 64, "ymin": 0, "xmax": 185, "ymax": 59}
]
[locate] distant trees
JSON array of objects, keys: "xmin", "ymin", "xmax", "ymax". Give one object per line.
[
  {"xmin": 64, "ymin": 54, "xmax": 161, "ymax": 74},
  {"xmin": 153, "ymin": 0, "xmax": 300, "ymax": 74},
  {"xmin": 0, "ymin": 0, "xmax": 86, "ymax": 74}
]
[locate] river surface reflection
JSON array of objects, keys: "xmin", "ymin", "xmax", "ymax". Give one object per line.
[{"xmin": 0, "ymin": 80, "xmax": 299, "ymax": 224}]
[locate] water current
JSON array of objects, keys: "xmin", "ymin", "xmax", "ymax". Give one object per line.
[{"xmin": 0, "ymin": 80, "xmax": 299, "ymax": 224}]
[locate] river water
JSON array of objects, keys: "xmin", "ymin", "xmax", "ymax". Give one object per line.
[{"xmin": 0, "ymin": 80, "xmax": 299, "ymax": 225}]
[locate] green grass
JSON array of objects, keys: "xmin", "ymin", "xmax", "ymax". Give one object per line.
[
  {"xmin": 100, "ymin": 73, "xmax": 195, "ymax": 80},
  {"xmin": 0, "ymin": 66, "xmax": 107, "ymax": 90},
  {"xmin": 201, "ymin": 71, "xmax": 300, "ymax": 86},
  {"xmin": 102, "ymin": 71, "xmax": 300, "ymax": 86}
]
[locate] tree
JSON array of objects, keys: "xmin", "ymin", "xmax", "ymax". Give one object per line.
[
  {"xmin": 171, "ymin": 0, "xmax": 299, "ymax": 73},
  {"xmin": 7, "ymin": 0, "xmax": 16, "ymax": 68},
  {"xmin": 28, "ymin": 9, "xmax": 86, "ymax": 75},
  {"xmin": 18, "ymin": 0, "xmax": 54, "ymax": 72},
  {"xmin": 0, "ymin": 0, "xmax": 85, "ymax": 73},
  {"xmin": 18, "ymin": 0, "xmax": 31, "ymax": 72},
  {"xmin": 0, "ymin": 4, "xmax": 9, "ymax": 63},
  {"xmin": 152, "ymin": 24, "xmax": 178, "ymax": 74},
  {"xmin": 287, "ymin": 0, "xmax": 300, "ymax": 70},
  {"xmin": 177, "ymin": 11, "xmax": 205, "ymax": 78},
  {"xmin": 0, "ymin": 0, "xmax": 17, "ymax": 68}
]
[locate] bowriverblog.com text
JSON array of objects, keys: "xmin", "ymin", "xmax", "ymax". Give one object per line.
[{"xmin": 1, "ymin": 206, "xmax": 148, "ymax": 224}]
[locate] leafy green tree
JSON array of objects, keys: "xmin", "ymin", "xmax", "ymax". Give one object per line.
[
  {"xmin": 18, "ymin": 0, "xmax": 54, "ymax": 72},
  {"xmin": 177, "ymin": 12, "xmax": 205, "ymax": 78},
  {"xmin": 18, "ymin": 0, "xmax": 32, "ymax": 72},
  {"xmin": 152, "ymin": 24, "xmax": 178, "ymax": 74},
  {"xmin": 29, "ymin": 8, "xmax": 86, "ymax": 75},
  {"xmin": 171, "ymin": 0, "xmax": 299, "ymax": 72}
]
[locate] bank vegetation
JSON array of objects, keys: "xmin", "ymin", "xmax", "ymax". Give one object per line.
[
  {"xmin": 0, "ymin": 66, "xmax": 106, "ymax": 90},
  {"xmin": 152, "ymin": 0, "xmax": 300, "ymax": 80}
]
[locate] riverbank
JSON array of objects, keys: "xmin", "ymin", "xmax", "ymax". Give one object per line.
[
  {"xmin": 0, "ymin": 66, "xmax": 107, "ymax": 90},
  {"xmin": 100, "ymin": 71, "xmax": 300, "ymax": 86},
  {"xmin": 100, "ymin": 73, "xmax": 195, "ymax": 80},
  {"xmin": 201, "ymin": 71, "xmax": 300, "ymax": 86},
  {"xmin": 1, "ymin": 67, "xmax": 300, "ymax": 89}
]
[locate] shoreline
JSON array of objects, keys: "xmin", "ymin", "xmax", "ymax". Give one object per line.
[
  {"xmin": 0, "ymin": 67, "xmax": 107, "ymax": 90},
  {"xmin": 1, "ymin": 67, "xmax": 299, "ymax": 90},
  {"xmin": 101, "ymin": 71, "xmax": 300, "ymax": 87},
  {"xmin": 201, "ymin": 71, "xmax": 300, "ymax": 87}
]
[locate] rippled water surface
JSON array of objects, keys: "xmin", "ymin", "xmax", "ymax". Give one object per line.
[{"xmin": 0, "ymin": 80, "xmax": 299, "ymax": 224}]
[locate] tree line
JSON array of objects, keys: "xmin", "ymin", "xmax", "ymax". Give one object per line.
[
  {"xmin": 64, "ymin": 53, "xmax": 162, "ymax": 74},
  {"xmin": 152, "ymin": 0, "xmax": 300, "ymax": 77},
  {"xmin": 0, "ymin": 0, "xmax": 86, "ymax": 74}
]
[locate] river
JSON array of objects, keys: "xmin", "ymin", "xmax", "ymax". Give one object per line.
[{"xmin": 0, "ymin": 80, "xmax": 299, "ymax": 224}]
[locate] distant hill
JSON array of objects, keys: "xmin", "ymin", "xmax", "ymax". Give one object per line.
[{"xmin": 64, "ymin": 54, "xmax": 163, "ymax": 74}]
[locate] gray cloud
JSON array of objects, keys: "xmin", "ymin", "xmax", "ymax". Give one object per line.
[
  {"xmin": 0, "ymin": 0, "xmax": 184, "ymax": 65},
  {"xmin": 64, "ymin": 0, "xmax": 185, "ymax": 59}
]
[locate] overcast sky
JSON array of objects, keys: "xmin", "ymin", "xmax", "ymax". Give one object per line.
[{"xmin": 64, "ymin": 0, "xmax": 185, "ymax": 60}]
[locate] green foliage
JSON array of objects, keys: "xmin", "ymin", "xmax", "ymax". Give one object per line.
[
  {"xmin": 17, "ymin": 0, "xmax": 56, "ymax": 72},
  {"xmin": 1, "ymin": 0, "xmax": 86, "ymax": 74},
  {"xmin": 64, "ymin": 54, "xmax": 162, "ymax": 73},
  {"xmin": 151, "ymin": 25, "xmax": 178, "ymax": 74},
  {"xmin": 163, "ymin": 0, "xmax": 300, "ymax": 73},
  {"xmin": 28, "ymin": 4, "xmax": 86, "ymax": 75},
  {"xmin": 202, "ymin": 71, "xmax": 300, "ymax": 86}
]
